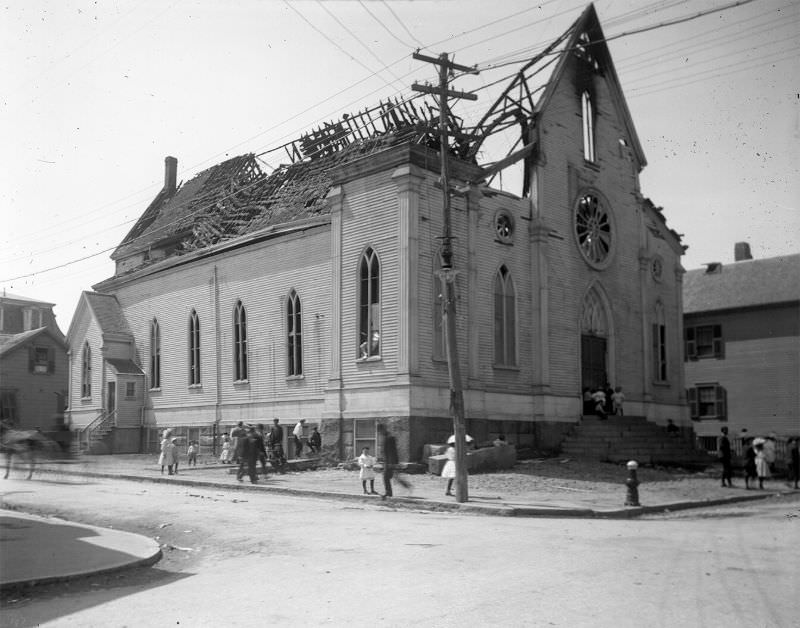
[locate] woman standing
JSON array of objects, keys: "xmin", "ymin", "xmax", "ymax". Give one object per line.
[{"xmin": 441, "ymin": 443, "xmax": 456, "ymax": 496}]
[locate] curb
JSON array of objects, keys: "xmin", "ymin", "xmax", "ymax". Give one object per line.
[
  {"xmin": 0, "ymin": 510, "xmax": 163, "ymax": 592},
  {"xmin": 30, "ymin": 466, "xmax": 797, "ymax": 519}
]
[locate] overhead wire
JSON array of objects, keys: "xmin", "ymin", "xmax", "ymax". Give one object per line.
[
  {"xmin": 2, "ymin": 0, "xmax": 781, "ymax": 282},
  {"xmin": 380, "ymin": 1, "xmax": 425, "ymax": 49},
  {"xmin": 359, "ymin": 0, "xmax": 416, "ymax": 50}
]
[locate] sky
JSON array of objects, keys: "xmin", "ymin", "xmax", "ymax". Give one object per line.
[{"xmin": 2, "ymin": 0, "xmax": 798, "ymax": 331}]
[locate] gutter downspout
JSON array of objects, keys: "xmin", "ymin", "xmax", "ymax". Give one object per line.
[{"xmin": 214, "ymin": 265, "xmax": 222, "ymax": 456}]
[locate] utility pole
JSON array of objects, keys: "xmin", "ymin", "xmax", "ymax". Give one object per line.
[{"xmin": 412, "ymin": 52, "xmax": 477, "ymax": 503}]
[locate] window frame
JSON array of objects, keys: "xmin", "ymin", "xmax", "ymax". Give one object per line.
[
  {"xmin": 287, "ymin": 290, "xmax": 303, "ymax": 377},
  {"xmin": 684, "ymin": 324, "xmax": 724, "ymax": 360},
  {"xmin": 81, "ymin": 342, "xmax": 92, "ymax": 398},
  {"xmin": 581, "ymin": 90, "xmax": 596, "ymax": 163},
  {"xmin": 493, "ymin": 265, "xmax": 517, "ymax": 367},
  {"xmin": 0, "ymin": 390, "xmax": 17, "ymax": 424},
  {"xmin": 189, "ymin": 309, "xmax": 201, "ymax": 386},
  {"xmin": 357, "ymin": 247, "xmax": 381, "ymax": 360},
  {"xmin": 652, "ymin": 303, "xmax": 668, "ymax": 383},
  {"xmin": 233, "ymin": 300, "xmax": 248, "ymax": 382},
  {"xmin": 150, "ymin": 318, "xmax": 161, "ymax": 390},
  {"xmin": 688, "ymin": 384, "xmax": 727, "ymax": 420}
]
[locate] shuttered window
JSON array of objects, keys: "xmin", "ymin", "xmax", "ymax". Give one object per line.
[
  {"xmin": 233, "ymin": 301, "xmax": 248, "ymax": 382},
  {"xmin": 687, "ymin": 384, "xmax": 727, "ymax": 420},
  {"xmin": 581, "ymin": 90, "xmax": 595, "ymax": 162},
  {"xmin": 684, "ymin": 324, "xmax": 723, "ymax": 360},
  {"xmin": 287, "ymin": 290, "xmax": 303, "ymax": 376}
]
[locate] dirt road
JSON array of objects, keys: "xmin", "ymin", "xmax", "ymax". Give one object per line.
[{"xmin": 1, "ymin": 476, "xmax": 798, "ymax": 627}]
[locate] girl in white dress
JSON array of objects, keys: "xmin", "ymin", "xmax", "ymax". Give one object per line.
[
  {"xmin": 441, "ymin": 444, "xmax": 456, "ymax": 496},
  {"xmin": 358, "ymin": 447, "xmax": 378, "ymax": 495}
]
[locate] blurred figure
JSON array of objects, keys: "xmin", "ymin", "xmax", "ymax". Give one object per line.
[{"xmin": 718, "ymin": 427, "xmax": 733, "ymax": 487}]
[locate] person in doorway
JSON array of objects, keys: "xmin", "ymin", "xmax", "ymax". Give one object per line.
[
  {"xmin": 719, "ymin": 427, "xmax": 733, "ymax": 487},
  {"xmin": 187, "ymin": 440, "xmax": 198, "ymax": 467},
  {"xmin": 292, "ymin": 419, "xmax": 306, "ymax": 458},
  {"xmin": 591, "ymin": 388, "xmax": 607, "ymax": 420},
  {"xmin": 308, "ymin": 427, "xmax": 322, "ymax": 455},
  {"xmin": 357, "ymin": 446, "xmax": 378, "ymax": 495},
  {"xmin": 441, "ymin": 442, "xmax": 456, "ymax": 496}
]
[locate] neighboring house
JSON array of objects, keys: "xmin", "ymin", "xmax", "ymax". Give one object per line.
[
  {"xmin": 67, "ymin": 5, "xmax": 687, "ymax": 460},
  {"xmin": 683, "ymin": 243, "xmax": 800, "ymax": 448},
  {"xmin": 0, "ymin": 292, "xmax": 68, "ymax": 432}
]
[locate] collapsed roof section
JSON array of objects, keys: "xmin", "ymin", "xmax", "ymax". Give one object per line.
[{"xmin": 112, "ymin": 4, "xmax": 643, "ymax": 268}]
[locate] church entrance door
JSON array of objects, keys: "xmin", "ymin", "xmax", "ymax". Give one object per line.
[{"xmin": 581, "ymin": 334, "xmax": 607, "ymax": 391}]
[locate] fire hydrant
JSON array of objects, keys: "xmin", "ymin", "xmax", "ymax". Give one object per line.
[{"xmin": 625, "ymin": 460, "xmax": 640, "ymax": 506}]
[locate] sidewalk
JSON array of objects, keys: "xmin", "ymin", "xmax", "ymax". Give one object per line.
[
  {"xmin": 0, "ymin": 510, "xmax": 161, "ymax": 591},
  {"xmin": 24, "ymin": 454, "xmax": 798, "ymax": 519}
]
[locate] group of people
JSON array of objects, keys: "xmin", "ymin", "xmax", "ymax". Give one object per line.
[
  {"xmin": 583, "ymin": 384, "xmax": 625, "ymax": 420},
  {"xmin": 356, "ymin": 424, "xmax": 411, "ymax": 499},
  {"xmin": 718, "ymin": 427, "xmax": 800, "ymax": 490}
]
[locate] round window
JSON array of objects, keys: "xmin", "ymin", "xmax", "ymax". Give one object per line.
[
  {"xmin": 495, "ymin": 211, "xmax": 514, "ymax": 243},
  {"xmin": 575, "ymin": 192, "xmax": 613, "ymax": 267},
  {"xmin": 651, "ymin": 256, "xmax": 663, "ymax": 281}
]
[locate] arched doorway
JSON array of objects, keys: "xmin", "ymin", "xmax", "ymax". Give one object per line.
[{"xmin": 580, "ymin": 287, "xmax": 612, "ymax": 392}]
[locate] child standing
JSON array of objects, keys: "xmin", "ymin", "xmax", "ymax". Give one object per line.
[
  {"xmin": 754, "ymin": 442, "xmax": 769, "ymax": 490},
  {"xmin": 441, "ymin": 443, "xmax": 456, "ymax": 496},
  {"xmin": 220, "ymin": 434, "xmax": 231, "ymax": 464},
  {"xmin": 187, "ymin": 440, "xmax": 198, "ymax": 466},
  {"xmin": 357, "ymin": 447, "xmax": 378, "ymax": 495},
  {"xmin": 611, "ymin": 386, "xmax": 625, "ymax": 416}
]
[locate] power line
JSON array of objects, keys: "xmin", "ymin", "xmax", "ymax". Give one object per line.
[
  {"xmin": 358, "ymin": 0, "xmax": 416, "ymax": 50},
  {"xmin": 380, "ymin": 1, "xmax": 425, "ymax": 49}
]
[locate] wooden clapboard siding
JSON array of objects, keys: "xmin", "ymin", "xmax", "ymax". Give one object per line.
[{"xmin": 686, "ymin": 304, "xmax": 800, "ymax": 437}]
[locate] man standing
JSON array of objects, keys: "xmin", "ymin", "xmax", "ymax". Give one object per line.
[
  {"xmin": 236, "ymin": 426, "xmax": 258, "ymax": 484},
  {"xmin": 377, "ymin": 423, "xmax": 397, "ymax": 498},
  {"xmin": 267, "ymin": 419, "xmax": 285, "ymax": 473},
  {"xmin": 719, "ymin": 426, "xmax": 733, "ymax": 487},
  {"xmin": 230, "ymin": 421, "xmax": 246, "ymax": 464},
  {"xmin": 292, "ymin": 419, "xmax": 306, "ymax": 458}
]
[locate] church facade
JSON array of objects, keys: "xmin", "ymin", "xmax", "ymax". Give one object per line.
[{"xmin": 66, "ymin": 5, "xmax": 687, "ymax": 460}]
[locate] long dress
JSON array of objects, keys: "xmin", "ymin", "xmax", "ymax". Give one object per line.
[
  {"xmin": 358, "ymin": 453, "xmax": 376, "ymax": 480},
  {"xmin": 441, "ymin": 446, "xmax": 456, "ymax": 479},
  {"xmin": 755, "ymin": 450, "xmax": 770, "ymax": 478},
  {"xmin": 158, "ymin": 438, "xmax": 176, "ymax": 467}
]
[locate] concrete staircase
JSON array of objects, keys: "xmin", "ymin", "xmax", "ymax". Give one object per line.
[{"xmin": 560, "ymin": 415, "xmax": 717, "ymax": 467}]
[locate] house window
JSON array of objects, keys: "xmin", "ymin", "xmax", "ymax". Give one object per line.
[
  {"xmin": 150, "ymin": 318, "xmax": 161, "ymax": 389},
  {"xmin": 189, "ymin": 310, "xmax": 201, "ymax": 386},
  {"xmin": 358, "ymin": 247, "xmax": 381, "ymax": 359},
  {"xmin": 652, "ymin": 303, "xmax": 667, "ymax": 382},
  {"xmin": 494, "ymin": 265, "xmax": 517, "ymax": 366},
  {"xmin": 354, "ymin": 419, "xmax": 376, "ymax": 459},
  {"xmin": 581, "ymin": 91, "xmax": 595, "ymax": 162},
  {"xmin": 688, "ymin": 384, "xmax": 727, "ymax": 420},
  {"xmin": 30, "ymin": 346, "xmax": 54, "ymax": 374},
  {"xmin": 685, "ymin": 324, "xmax": 724, "ymax": 360},
  {"xmin": 125, "ymin": 382, "xmax": 136, "ymax": 398},
  {"xmin": 0, "ymin": 390, "xmax": 17, "ymax": 424},
  {"xmin": 233, "ymin": 300, "xmax": 248, "ymax": 381},
  {"xmin": 81, "ymin": 342, "xmax": 92, "ymax": 398},
  {"xmin": 23, "ymin": 308, "xmax": 42, "ymax": 331},
  {"xmin": 287, "ymin": 290, "xmax": 303, "ymax": 376}
]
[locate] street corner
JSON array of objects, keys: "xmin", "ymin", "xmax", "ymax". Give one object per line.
[{"xmin": 0, "ymin": 509, "xmax": 162, "ymax": 591}]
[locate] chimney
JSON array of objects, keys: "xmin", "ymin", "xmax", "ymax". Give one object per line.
[
  {"xmin": 164, "ymin": 156, "xmax": 177, "ymax": 195},
  {"xmin": 734, "ymin": 241, "xmax": 752, "ymax": 262}
]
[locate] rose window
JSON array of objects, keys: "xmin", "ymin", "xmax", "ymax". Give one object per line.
[{"xmin": 575, "ymin": 194, "xmax": 612, "ymax": 265}]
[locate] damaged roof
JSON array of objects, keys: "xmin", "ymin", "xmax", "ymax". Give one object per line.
[{"xmin": 111, "ymin": 4, "xmax": 647, "ymax": 265}]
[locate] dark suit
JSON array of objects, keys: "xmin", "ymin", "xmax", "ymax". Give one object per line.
[{"xmin": 381, "ymin": 432, "xmax": 398, "ymax": 497}]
